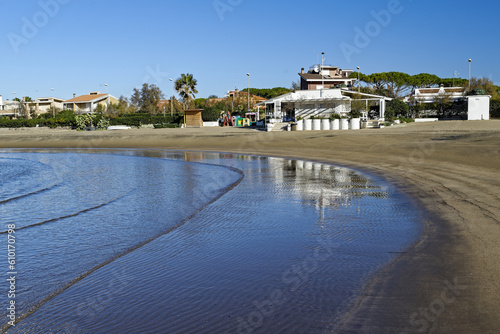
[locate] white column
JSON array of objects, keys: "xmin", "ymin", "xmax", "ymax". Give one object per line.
[{"xmin": 379, "ymin": 99, "xmax": 386, "ymax": 120}]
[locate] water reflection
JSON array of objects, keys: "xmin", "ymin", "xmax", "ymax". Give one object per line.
[
  {"xmin": 134, "ymin": 150, "xmax": 386, "ymax": 213},
  {"xmin": 0, "ymin": 149, "xmax": 422, "ymax": 334}
]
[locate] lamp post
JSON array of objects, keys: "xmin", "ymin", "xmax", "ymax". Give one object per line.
[
  {"xmin": 169, "ymin": 78, "xmax": 173, "ymax": 117},
  {"xmin": 321, "ymin": 52, "xmax": 325, "ymax": 91},
  {"xmin": 453, "ymin": 70, "xmax": 459, "ymax": 87},
  {"xmin": 51, "ymin": 88, "xmax": 54, "ymax": 117},
  {"xmin": 468, "ymin": 59, "xmax": 472, "ymax": 91},
  {"xmin": 104, "ymin": 84, "xmax": 109, "ymax": 109},
  {"xmin": 357, "ymin": 66, "xmax": 360, "ymax": 94},
  {"xmin": 13, "ymin": 92, "xmax": 17, "ymax": 116},
  {"xmin": 246, "ymin": 73, "xmax": 250, "ymax": 111}
]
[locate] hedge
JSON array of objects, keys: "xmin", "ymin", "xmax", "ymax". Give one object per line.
[
  {"xmin": 0, "ymin": 112, "xmax": 184, "ymax": 129},
  {"xmin": 108, "ymin": 113, "xmax": 183, "ymax": 127},
  {"xmin": 0, "ymin": 117, "xmax": 76, "ymax": 128}
]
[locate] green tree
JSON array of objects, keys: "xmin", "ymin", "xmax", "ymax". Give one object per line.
[
  {"xmin": 490, "ymin": 99, "xmax": 500, "ymax": 118},
  {"xmin": 194, "ymin": 98, "xmax": 207, "ymax": 109},
  {"xmin": 107, "ymin": 95, "xmax": 137, "ymax": 115},
  {"xmin": 131, "ymin": 83, "xmax": 164, "ymax": 114},
  {"xmin": 175, "ymin": 73, "xmax": 198, "ymax": 109},
  {"xmin": 385, "ymin": 99, "xmax": 409, "ymax": 121},
  {"xmin": 366, "ymin": 72, "xmax": 388, "ymax": 91},
  {"xmin": 468, "ymin": 77, "xmax": 499, "ymax": 99},
  {"xmin": 384, "ymin": 72, "xmax": 412, "ymax": 98},
  {"xmin": 243, "ymin": 87, "xmax": 289, "ymax": 99},
  {"xmin": 202, "ymin": 104, "xmax": 223, "ymax": 121},
  {"xmin": 164, "ymin": 96, "xmax": 184, "ymax": 114},
  {"xmin": 440, "ymin": 78, "xmax": 468, "ymax": 87},
  {"xmin": 94, "ymin": 103, "xmax": 105, "ymax": 114},
  {"xmin": 411, "ymin": 73, "xmax": 440, "ymax": 89}
]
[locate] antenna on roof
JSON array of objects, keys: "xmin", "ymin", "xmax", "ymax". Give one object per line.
[{"xmin": 453, "ymin": 71, "xmax": 460, "ymax": 86}]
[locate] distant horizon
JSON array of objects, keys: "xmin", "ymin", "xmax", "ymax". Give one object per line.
[{"xmin": 1, "ymin": 0, "xmax": 498, "ymax": 101}]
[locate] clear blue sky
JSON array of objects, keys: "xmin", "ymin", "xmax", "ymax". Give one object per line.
[{"xmin": 1, "ymin": 0, "xmax": 499, "ymax": 101}]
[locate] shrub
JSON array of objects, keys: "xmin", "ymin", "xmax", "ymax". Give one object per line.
[
  {"xmin": 108, "ymin": 113, "xmax": 183, "ymax": 127},
  {"xmin": 385, "ymin": 99, "xmax": 409, "ymax": 121},
  {"xmin": 202, "ymin": 106, "xmax": 221, "ymax": 122},
  {"xmin": 490, "ymin": 99, "xmax": 500, "ymax": 118},
  {"xmin": 75, "ymin": 114, "xmax": 110, "ymax": 130},
  {"xmin": 329, "ymin": 113, "xmax": 341, "ymax": 120},
  {"xmin": 398, "ymin": 117, "xmax": 414, "ymax": 123},
  {"xmin": 97, "ymin": 117, "xmax": 110, "ymax": 129},
  {"xmin": 348, "ymin": 109, "xmax": 362, "ymax": 118}
]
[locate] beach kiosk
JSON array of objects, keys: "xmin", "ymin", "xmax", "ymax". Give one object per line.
[{"xmin": 185, "ymin": 109, "xmax": 203, "ymax": 128}]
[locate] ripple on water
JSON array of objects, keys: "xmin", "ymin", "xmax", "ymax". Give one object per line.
[
  {"xmin": 2, "ymin": 151, "xmax": 423, "ymax": 334},
  {"xmin": 0, "ymin": 152, "xmax": 242, "ymax": 329}
]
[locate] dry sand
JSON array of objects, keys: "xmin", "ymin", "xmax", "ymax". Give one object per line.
[{"xmin": 1, "ymin": 120, "xmax": 500, "ymax": 333}]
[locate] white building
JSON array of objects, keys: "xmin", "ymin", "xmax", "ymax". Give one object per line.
[
  {"xmin": 25, "ymin": 97, "xmax": 65, "ymax": 115},
  {"xmin": 405, "ymin": 85, "xmax": 490, "ymax": 120},
  {"xmin": 299, "ymin": 65, "xmax": 355, "ymax": 90},
  {"xmin": 0, "ymin": 95, "xmax": 21, "ymax": 117},
  {"xmin": 467, "ymin": 95, "xmax": 490, "ymax": 120},
  {"xmin": 405, "ymin": 85, "xmax": 465, "ymax": 104},
  {"xmin": 63, "ymin": 92, "xmax": 118, "ymax": 114},
  {"xmin": 258, "ymin": 89, "xmax": 391, "ymax": 122}
]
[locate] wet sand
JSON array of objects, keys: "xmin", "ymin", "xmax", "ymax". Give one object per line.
[{"xmin": 1, "ymin": 120, "xmax": 500, "ymax": 333}]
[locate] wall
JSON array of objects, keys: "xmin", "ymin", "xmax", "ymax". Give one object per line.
[{"xmin": 468, "ymin": 96, "xmax": 490, "ymax": 120}]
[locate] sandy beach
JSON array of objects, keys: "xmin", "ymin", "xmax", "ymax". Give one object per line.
[{"xmin": 1, "ymin": 120, "xmax": 499, "ymax": 333}]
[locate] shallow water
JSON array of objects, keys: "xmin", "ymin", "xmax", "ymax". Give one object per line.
[{"xmin": 0, "ymin": 150, "xmax": 423, "ymax": 333}]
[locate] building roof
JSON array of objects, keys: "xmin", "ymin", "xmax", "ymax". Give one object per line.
[
  {"xmin": 299, "ymin": 72, "xmax": 353, "ymax": 81},
  {"xmin": 257, "ymin": 89, "xmax": 349, "ymax": 106},
  {"xmin": 257, "ymin": 88, "xmax": 392, "ymax": 106},
  {"xmin": 299, "ymin": 73, "xmax": 324, "ymax": 80},
  {"xmin": 414, "ymin": 87, "xmax": 465, "ymax": 97},
  {"xmin": 417, "ymin": 87, "xmax": 464, "ymax": 94},
  {"xmin": 65, "ymin": 93, "xmax": 108, "ymax": 103},
  {"xmin": 34, "ymin": 97, "xmax": 65, "ymax": 103},
  {"xmin": 158, "ymin": 99, "xmax": 171, "ymax": 107},
  {"xmin": 340, "ymin": 89, "xmax": 394, "ymax": 101}
]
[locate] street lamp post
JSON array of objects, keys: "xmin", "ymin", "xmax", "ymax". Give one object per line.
[
  {"xmin": 321, "ymin": 52, "xmax": 325, "ymax": 92},
  {"xmin": 51, "ymin": 88, "xmax": 54, "ymax": 117},
  {"xmin": 169, "ymin": 78, "xmax": 173, "ymax": 117},
  {"xmin": 246, "ymin": 73, "xmax": 250, "ymax": 111},
  {"xmin": 13, "ymin": 92, "xmax": 17, "ymax": 116},
  {"xmin": 468, "ymin": 59, "xmax": 472, "ymax": 91},
  {"xmin": 357, "ymin": 66, "xmax": 360, "ymax": 94},
  {"xmin": 104, "ymin": 84, "xmax": 109, "ymax": 109}
]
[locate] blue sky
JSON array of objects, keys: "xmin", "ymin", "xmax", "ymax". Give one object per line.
[{"xmin": 1, "ymin": 0, "xmax": 499, "ymax": 101}]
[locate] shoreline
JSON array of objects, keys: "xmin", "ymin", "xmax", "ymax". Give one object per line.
[{"xmin": 1, "ymin": 121, "xmax": 500, "ymax": 332}]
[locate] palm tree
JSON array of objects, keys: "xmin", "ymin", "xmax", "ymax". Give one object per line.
[{"xmin": 175, "ymin": 73, "xmax": 198, "ymax": 109}]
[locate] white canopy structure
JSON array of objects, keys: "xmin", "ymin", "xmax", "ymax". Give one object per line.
[{"xmin": 257, "ymin": 88, "xmax": 392, "ymax": 123}]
